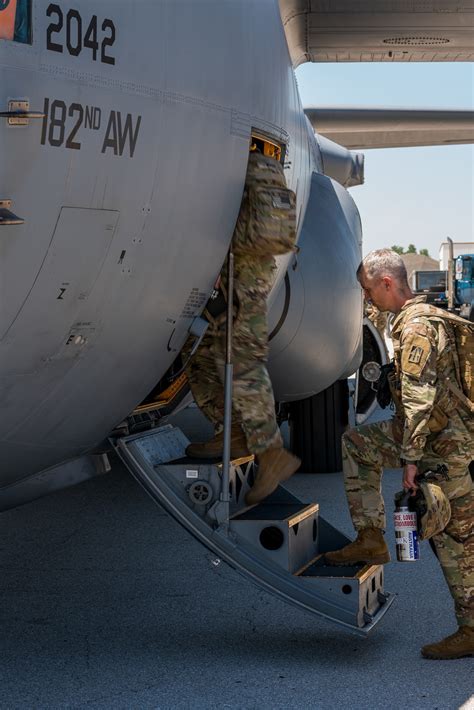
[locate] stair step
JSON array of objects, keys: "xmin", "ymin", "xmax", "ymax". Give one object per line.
[
  {"xmin": 296, "ymin": 554, "xmax": 372, "ymax": 578},
  {"xmin": 170, "ymin": 454, "xmax": 254, "ymax": 467},
  {"xmin": 114, "ymin": 425, "xmax": 395, "ymax": 632},
  {"xmin": 295, "ymin": 554, "xmax": 386, "ymax": 627},
  {"xmin": 231, "ymin": 501, "xmax": 318, "ymax": 526},
  {"xmin": 230, "ymin": 500, "xmax": 319, "ymax": 574},
  {"xmin": 294, "ymin": 553, "xmax": 324, "ymax": 575},
  {"xmin": 127, "ymin": 424, "xmax": 254, "ymax": 468}
]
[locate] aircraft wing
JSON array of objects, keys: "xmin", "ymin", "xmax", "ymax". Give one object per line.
[
  {"xmin": 304, "ymin": 107, "xmax": 474, "ymax": 149},
  {"xmin": 280, "ymin": 0, "xmax": 474, "ymax": 67}
]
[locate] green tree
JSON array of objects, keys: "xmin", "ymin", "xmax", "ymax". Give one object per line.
[
  {"xmin": 407, "ymin": 244, "xmax": 417, "ymax": 254},
  {"xmin": 391, "ymin": 245, "xmax": 405, "ymax": 254},
  {"xmin": 419, "ymin": 248, "xmax": 430, "ymax": 257}
]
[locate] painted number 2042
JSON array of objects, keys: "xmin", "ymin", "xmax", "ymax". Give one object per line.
[{"xmin": 46, "ymin": 3, "xmax": 116, "ymax": 65}]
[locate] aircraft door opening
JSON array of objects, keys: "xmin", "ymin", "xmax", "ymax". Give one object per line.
[
  {"xmin": 250, "ymin": 131, "xmax": 286, "ymax": 166},
  {"xmin": 130, "ymin": 133, "xmax": 288, "ymax": 423}
]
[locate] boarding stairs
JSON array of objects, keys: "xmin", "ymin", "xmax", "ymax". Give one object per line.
[{"xmin": 113, "ymin": 423, "xmax": 394, "ymax": 634}]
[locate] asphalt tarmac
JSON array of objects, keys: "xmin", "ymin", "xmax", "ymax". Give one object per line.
[{"xmin": 1, "ymin": 409, "xmax": 472, "ymax": 709}]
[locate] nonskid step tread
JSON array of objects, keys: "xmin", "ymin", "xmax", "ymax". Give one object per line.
[
  {"xmin": 295, "ymin": 553, "xmax": 380, "ymax": 580},
  {"xmin": 230, "ymin": 501, "xmax": 318, "ymax": 526},
  {"xmin": 162, "ymin": 454, "xmax": 254, "ymax": 467}
]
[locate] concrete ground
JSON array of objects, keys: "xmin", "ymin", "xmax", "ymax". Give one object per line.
[{"xmin": 0, "ymin": 408, "xmax": 472, "ymax": 709}]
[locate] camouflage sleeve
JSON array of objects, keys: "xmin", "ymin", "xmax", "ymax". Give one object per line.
[{"xmin": 399, "ymin": 318, "xmax": 439, "ymax": 461}]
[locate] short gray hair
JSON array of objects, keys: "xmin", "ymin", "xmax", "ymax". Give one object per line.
[{"xmin": 357, "ymin": 249, "xmax": 408, "ymax": 284}]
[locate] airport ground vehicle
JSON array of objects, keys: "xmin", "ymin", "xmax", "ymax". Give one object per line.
[{"xmin": 412, "ymin": 241, "xmax": 474, "ymax": 321}]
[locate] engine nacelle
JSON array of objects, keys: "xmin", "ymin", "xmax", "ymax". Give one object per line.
[
  {"xmin": 316, "ymin": 134, "xmax": 364, "ymax": 188},
  {"xmin": 268, "ymin": 172, "xmax": 363, "ymax": 401}
]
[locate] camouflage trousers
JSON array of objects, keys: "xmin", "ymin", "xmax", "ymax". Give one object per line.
[
  {"xmin": 343, "ymin": 417, "xmax": 474, "ymax": 628},
  {"xmin": 183, "ymin": 304, "xmax": 282, "ymax": 455}
]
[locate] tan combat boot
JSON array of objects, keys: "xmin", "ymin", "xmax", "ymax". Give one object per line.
[
  {"xmin": 324, "ymin": 527, "xmax": 390, "ymax": 566},
  {"xmin": 421, "ymin": 627, "xmax": 474, "ymax": 660},
  {"xmin": 186, "ymin": 424, "xmax": 249, "ymax": 459},
  {"xmin": 244, "ymin": 447, "xmax": 301, "ymax": 506}
]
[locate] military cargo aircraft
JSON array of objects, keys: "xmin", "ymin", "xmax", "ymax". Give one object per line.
[{"xmin": 1, "ymin": 0, "xmax": 473, "ymax": 633}]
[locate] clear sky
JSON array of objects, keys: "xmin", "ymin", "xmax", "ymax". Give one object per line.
[{"xmin": 295, "ymin": 63, "xmax": 474, "ymax": 261}]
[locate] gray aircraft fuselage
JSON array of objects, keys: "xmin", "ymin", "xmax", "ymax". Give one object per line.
[{"xmin": 0, "ymin": 0, "xmax": 363, "ymax": 487}]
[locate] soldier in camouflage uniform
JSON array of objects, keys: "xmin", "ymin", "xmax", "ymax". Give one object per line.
[
  {"xmin": 184, "ymin": 257, "xmax": 283, "ymax": 456},
  {"xmin": 325, "ymin": 248, "xmax": 473, "ymax": 660},
  {"xmin": 185, "ymin": 148, "xmax": 301, "ymax": 505}
]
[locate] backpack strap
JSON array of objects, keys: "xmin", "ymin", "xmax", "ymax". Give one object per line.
[
  {"xmin": 445, "ymin": 379, "xmax": 474, "ymax": 413},
  {"xmin": 401, "ymin": 301, "xmax": 474, "ymax": 330}
]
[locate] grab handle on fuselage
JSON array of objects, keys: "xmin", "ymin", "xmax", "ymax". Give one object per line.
[
  {"xmin": 1, "ymin": 100, "xmax": 45, "ymax": 126},
  {"xmin": 0, "ymin": 199, "xmax": 24, "ymax": 226}
]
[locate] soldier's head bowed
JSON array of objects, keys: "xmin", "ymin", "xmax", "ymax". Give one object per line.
[{"xmin": 357, "ymin": 249, "xmax": 413, "ymax": 314}]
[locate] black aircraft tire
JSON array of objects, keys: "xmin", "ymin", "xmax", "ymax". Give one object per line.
[{"xmin": 289, "ymin": 379, "xmax": 349, "ymax": 474}]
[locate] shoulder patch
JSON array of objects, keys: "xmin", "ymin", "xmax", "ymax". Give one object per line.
[
  {"xmin": 408, "ymin": 345, "xmax": 424, "ymax": 364},
  {"xmin": 401, "ymin": 334, "xmax": 431, "ymax": 378}
]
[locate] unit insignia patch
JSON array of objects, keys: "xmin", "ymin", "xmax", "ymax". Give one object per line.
[
  {"xmin": 401, "ymin": 334, "xmax": 431, "ymax": 378},
  {"xmin": 408, "ymin": 345, "xmax": 424, "ymax": 364}
]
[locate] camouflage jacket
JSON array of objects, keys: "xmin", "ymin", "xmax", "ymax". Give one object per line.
[
  {"xmin": 208, "ymin": 152, "xmax": 294, "ymax": 322},
  {"xmin": 390, "ymin": 295, "xmax": 469, "ymax": 462},
  {"xmin": 221, "ymin": 178, "xmax": 277, "ymax": 312},
  {"xmin": 205, "ymin": 253, "xmax": 275, "ymax": 327}
]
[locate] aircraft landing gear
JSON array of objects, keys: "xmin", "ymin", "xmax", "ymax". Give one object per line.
[{"xmin": 288, "ymin": 379, "xmax": 349, "ymax": 473}]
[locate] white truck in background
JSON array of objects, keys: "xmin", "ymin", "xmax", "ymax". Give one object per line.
[
  {"xmin": 439, "ymin": 241, "xmax": 474, "ymax": 270},
  {"xmin": 412, "ymin": 239, "xmax": 474, "ymax": 321}
]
